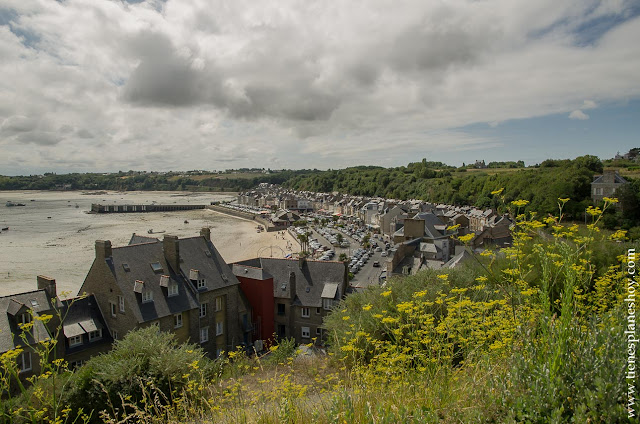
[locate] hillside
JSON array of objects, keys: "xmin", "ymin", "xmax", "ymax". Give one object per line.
[{"xmin": 2, "ymin": 199, "xmax": 638, "ymax": 423}]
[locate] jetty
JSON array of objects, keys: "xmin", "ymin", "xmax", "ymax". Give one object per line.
[{"xmin": 90, "ymin": 204, "xmax": 206, "ymax": 213}]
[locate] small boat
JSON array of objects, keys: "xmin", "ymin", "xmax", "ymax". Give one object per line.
[
  {"xmin": 6, "ymin": 201, "xmax": 25, "ymax": 207},
  {"xmin": 75, "ymin": 204, "xmax": 79, "ymax": 208},
  {"xmin": 148, "ymin": 229, "xmax": 166, "ymax": 234},
  {"xmin": 1, "ymin": 227, "xmax": 8, "ymax": 231},
  {"xmin": 184, "ymin": 220, "xmax": 189, "ymax": 224},
  {"xmin": 47, "ymin": 216, "xmax": 52, "ymax": 219}
]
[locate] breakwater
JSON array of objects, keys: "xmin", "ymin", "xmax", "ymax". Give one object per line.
[
  {"xmin": 91, "ymin": 204, "xmax": 206, "ymax": 213},
  {"xmin": 207, "ymin": 204, "xmax": 275, "ymax": 231}
]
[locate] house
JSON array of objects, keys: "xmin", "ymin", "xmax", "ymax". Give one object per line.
[
  {"xmin": 0, "ymin": 276, "xmax": 111, "ymax": 384},
  {"xmin": 232, "ymin": 257, "xmax": 347, "ymax": 345},
  {"xmin": 271, "ymin": 210, "xmax": 301, "ymax": 229},
  {"xmin": 591, "ymin": 170, "xmax": 628, "ymax": 203},
  {"xmin": 79, "ymin": 228, "xmax": 251, "ymax": 358}
]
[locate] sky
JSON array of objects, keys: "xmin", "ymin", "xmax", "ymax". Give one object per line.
[{"xmin": 0, "ymin": 0, "xmax": 639, "ymax": 175}]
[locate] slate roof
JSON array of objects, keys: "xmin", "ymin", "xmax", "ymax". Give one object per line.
[
  {"xmin": 443, "ymin": 250, "xmax": 473, "ymax": 269},
  {"xmin": 231, "ymin": 264, "xmax": 274, "ymax": 281},
  {"xmin": 414, "ymin": 212, "xmax": 448, "ymax": 239},
  {"xmin": 129, "ymin": 234, "xmax": 159, "ymax": 245},
  {"xmin": 592, "ymin": 173, "xmax": 628, "ymax": 184},
  {"xmin": 258, "ymin": 258, "xmax": 347, "ymax": 307},
  {"xmin": 0, "ymin": 289, "xmax": 54, "ymax": 353},
  {"xmin": 178, "ymin": 236, "xmax": 240, "ymax": 292},
  {"xmin": 58, "ymin": 294, "xmax": 112, "ymax": 354},
  {"xmin": 109, "ymin": 241, "xmax": 200, "ymax": 324}
]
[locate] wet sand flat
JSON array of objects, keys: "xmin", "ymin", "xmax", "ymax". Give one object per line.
[{"xmin": 0, "ymin": 191, "xmax": 297, "ymax": 297}]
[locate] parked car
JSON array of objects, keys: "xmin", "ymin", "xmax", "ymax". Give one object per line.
[{"xmin": 373, "ymin": 261, "xmax": 380, "ymax": 267}]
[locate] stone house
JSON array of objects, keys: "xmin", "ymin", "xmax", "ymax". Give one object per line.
[
  {"xmin": 79, "ymin": 228, "xmax": 251, "ymax": 358},
  {"xmin": 591, "ymin": 170, "xmax": 628, "ymax": 203},
  {"xmin": 232, "ymin": 257, "xmax": 347, "ymax": 345},
  {"xmin": 0, "ymin": 276, "xmax": 111, "ymax": 384}
]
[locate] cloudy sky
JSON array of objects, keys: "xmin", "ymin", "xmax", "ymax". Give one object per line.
[{"xmin": 1, "ymin": 0, "xmax": 639, "ymax": 175}]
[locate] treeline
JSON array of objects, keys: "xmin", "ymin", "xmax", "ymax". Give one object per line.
[
  {"xmin": 286, "ymin": 155, "xmax": 640, "ymax": 225},
  {"xmin": 0, "ymin": 170, "xmax": 310, "ymax": 192}
]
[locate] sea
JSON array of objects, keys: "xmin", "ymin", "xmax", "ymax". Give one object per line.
[{"xmin": 0, "ymin": 190, "xmax": 240, "ymax": 297}]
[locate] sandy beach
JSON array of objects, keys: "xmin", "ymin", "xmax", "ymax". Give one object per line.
[{"xmin": 0, "ymin": 191, "xmax": 297, "ymax": 297}]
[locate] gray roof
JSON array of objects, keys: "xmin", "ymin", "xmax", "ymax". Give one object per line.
[
  {"xmin": 58, "ymin": 294, "xmax": 112, "ymax": 353},
  {"xmin": 414, "ymin": 212, "xmax": 447, "ymax": 239},
  {"xmin": 258, "ymin": 258, "xmax": 347, "ymax": 307},
  {"xmin": 592, "ymin": 173, "xmax": 628, "ymax": 184},
  {"xmin": 109, "ymin": 241, "xmax": 200, "ymax": 324},
  {"xmin": 231, "ymin": 264, "xmax": 273, "ymax": 281},
  {"xmin": 443, "ymin": 250, "xmax": 473, "ymax": 269},
  {"xmin": 0, "ymin": 289, "xmax": 54, "ymax": 353},
  {"xmin": 178, "ymin": 236, "xmax": 240, "ymax": 292},
  {"xmin": 129, "ymin": 233, "xmax": 159, "ymax": 245}
]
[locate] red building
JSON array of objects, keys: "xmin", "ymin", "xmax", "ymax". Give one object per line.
[{"xmin": 232, "ymin": 261, "xmax": 275, "ymax": 347}]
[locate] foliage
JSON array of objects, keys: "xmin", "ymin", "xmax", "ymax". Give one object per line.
[
  {"xmin": 65, "ymin": 327, "xmax": 218, "ymax": 422},
  {"xmin": 0, "ymin": 294, "xmax": 91, "ymax": 424}
]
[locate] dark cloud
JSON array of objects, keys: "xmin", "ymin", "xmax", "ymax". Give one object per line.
[
  {"xmin": 15, "ymin": 131, "xmax": 62, "ymax": 146},
  {"xmin": 76, "ymin": 129, "xmax": 94, "ymax": 138},
  {"xmin": 1, "ymin": 115, "xmax": 38, "ymax": 134}
]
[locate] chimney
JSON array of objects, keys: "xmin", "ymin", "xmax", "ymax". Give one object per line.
[
  {"xmin": 163, "ymin": 235, "xmax": 180, "ymax": 272},
  {"xmin": 200, "ymin": 227, "xmax": 211, "ymax": 241},
  {"xmin": 95, "ymin": 240, "xmax": 112, "ymax": 260},
  {"xmin": 289, "ymin": 271, "xmax": 296, "ymax": 300},
  {"xmin": 37, "ymin": 275, "xmax": 57, "ymax": 299}
]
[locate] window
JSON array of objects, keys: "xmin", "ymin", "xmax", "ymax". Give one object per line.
[
  {"xmin": 150, "ymin": 262, "xmax": 163, "ymax": 273},
  {"xmin": 142, "ymin": 289, "xmax": 153, "ymax": 303},
  {"xmin": 122, "ymin": 263, "xmax": 130, "ymax": 272},
  {"xmin": 88, "ymin": 329, "xmax": 102, "ymax": 342},
  {"xmin": 110, "ymin": 302, "xmax": 116, "ymax": 318},
  {"xmin": 20, "ymin": 313, "xmax": 32, "ymax": 326},
  {"xmin": 69, "ymin": 360, "xmax": 84, "ymax": 369},
  {"xmin": 200, "ymin": 327, "xmax": 209, "ymax": 343},
  {"xmin": 316, "ymin": 308, "xmax": 321, "ymax": 314},
  {"xmin": 174, "ymin": 313, "xmax": 183, "ymax": 328},
  {"xmin": 323, "ymin": 298, "xmax": 335, "ymax": 310},
  {"xmin": 301, "ymin": 327, "xmax": 310, "ymax": 338},
  {"xmin": 197, "ymin": 279, "xmax": 207, "ymax": 289},
  {"xmin": 216, "ymin": 348, "xmax": 223, "ymax": 358},
  {"xmin": 277, "ymin": 303, "xmax": 286, "ymax": 316},
  {"xmin": 69, "ymin": 335, "xmax": 83, "ymax": 347},
  {"xmin": 200, "ymin": 302, "xmax": 208, "ymax": 318},
  {"xmin": 168, "ymin": 281, "xmax": 179, "ymax": 297},
  {"xmin": 118, "ymin": 296, "xmax": 125, "ymax": 313},
  {"xmin": 216, "ymin": 321, "xmax": 224, "ymax": 336},
  {"xmin": 301, "ymin": 307, "xmax": 310, "ymax": 318},
  {"xmin": 113, "ymin": 330, "xmax": 118, "ymax": 340},
  {"xmin": 18, "ymin": 351, "xmax": 32, "ymax": 372},
  {"xmin": 316, "ymin": 327, "xmax": 322, "ymax": 335},
  {"xmin": 215, "ymin": 297, "xmax": 223, "ymax": 312}
]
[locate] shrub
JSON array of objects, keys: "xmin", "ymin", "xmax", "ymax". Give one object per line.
[{"xmin": 66, "ymin": 327, "xmax": 217, "ymax": 421}]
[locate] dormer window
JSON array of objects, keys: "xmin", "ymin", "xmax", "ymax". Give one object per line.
[
  {"xmin": 88, "ymin": 329, "xmax": 102, "ymax": 342},
  {"xmin": 150, "ymin": 262, "xmax": 163, "ymax": 273},
  {"xmin": 168, "ymin": 281, "xmax": 179, "ymax": 297},
  {"xmin": 20, "ymin": 313, "xmax": 32, "ymax": 326},
  {"xmin": 123, "ymin": 263, "xmax": 130, "ymax": 272},
  {"xmin": 142, "ymin": 289, "xmax": 153, "ymax": 303},
  {"xmin": 68, "ymin": 335, "xmax": 83, "ymax": 347},
  {"xmin": 197, "ymin": 279, "xmax": 206, "ymax": 289}
]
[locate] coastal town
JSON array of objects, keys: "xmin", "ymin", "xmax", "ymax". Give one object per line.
[{"xmin": 1, "ymin": 166, "xmax": 631, "ymax": 383}]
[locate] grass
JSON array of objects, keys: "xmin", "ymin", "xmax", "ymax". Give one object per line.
[{"xmin": 1, "ymin": 198, "xmax": 637, "ymax": 423}]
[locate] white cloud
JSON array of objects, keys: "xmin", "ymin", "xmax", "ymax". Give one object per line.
[
  {"xmin": 0, "ymin": 0, "xmax": 638, "ymax": 173},
  {"xmin": 569, "ymin": 110, "xmax": 590, "ymax": 120}
]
